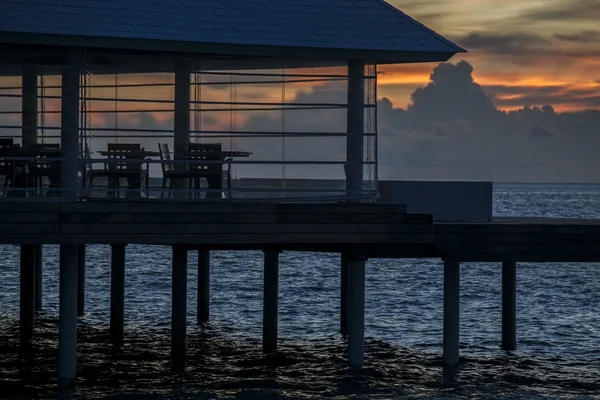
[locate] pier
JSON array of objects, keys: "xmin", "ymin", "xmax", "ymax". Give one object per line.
[
  {"xmin": 1, "ymin": 0, "xmax": 594, "ymax": 390},
  {"xmin": 3, "ymin": 202, "xmax": 600, "ymax": 380}
]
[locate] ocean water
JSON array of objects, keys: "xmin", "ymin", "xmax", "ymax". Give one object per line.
[{"xmin": 1, "ymin": 183, "xmax": 600, "ymax": 399}]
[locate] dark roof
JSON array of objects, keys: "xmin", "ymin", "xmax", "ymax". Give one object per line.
[{"xmin": 0, "ymin": 0, "xmax": 465, "ymax": 63}]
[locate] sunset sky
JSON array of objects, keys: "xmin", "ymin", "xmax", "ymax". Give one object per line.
[
  {"xmin": 382, "ymin": 0, "xmax": 600, "ymax": 112},
  {"xmin": 1, "ymin": 0, "xmax": 599, "ymax": 183}
]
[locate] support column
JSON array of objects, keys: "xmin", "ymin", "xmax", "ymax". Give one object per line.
[
  {"xmin": 443, "ymin": 259, "xmax": 460, "ymax": 366},
  {"xmin": 60, "ymin": 65, "xmax": 80, "ymax": 200},
  {"xmin": 77, "ymin": 245, "xmax": 86, "ymax": 316},
  {"xmin": 345, "ymin": 60, "xmax": 365, "ymax": 198},
  {"xmin": 20, "ymin": 245, "xmax": 36, "ymax": 342},
  {"xmin": 340, "ymin": 252, "xmax": 349, "ymax": 336},
  {"xmin": 263, "ymin": 250, "xmax": 279, "ymax": 353},
  {"xmin": 172, "ymin": 246, "xmax": 188, "ymax": 370},
  {"xmin": 197, "ymin": 250, "xmax": 210, "ymax": 323},
  {"xmin": 34, "ymin": 244, "xmax": 43, "ymax": 312},
  {"xmin": 173, "ymin": 59, "xmax": 191, "ymax": 199},
  {"xmin": 110, "ymin": 244, "xmax": 126, "ymax": 344},
  {"xmin": 502, "ymin": 261, "xmax": 517, "ymax": 351},
  {"xmin": 21, "ymin": 66, "xmax": 38, "ymax": 148},
  {"xmin": 348, "ymin": 256, "xmax": 366, "ymax": 370},
  {"xmin": 58, "ymin": 244, "xmax": 78, "ymax": 387}
]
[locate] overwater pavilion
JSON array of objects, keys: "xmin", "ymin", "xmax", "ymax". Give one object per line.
[{"xmin": 0, "ymin": 0, "xmax": 464, "ymax": 387}]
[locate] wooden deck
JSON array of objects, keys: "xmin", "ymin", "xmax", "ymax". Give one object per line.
[
  {"xmin": 2, "ymin": 202, "xmax": 600, "ymax": 262},
  {"xmin": 0, "ymin": 201, "xmax": 430, "ymax": 250}
]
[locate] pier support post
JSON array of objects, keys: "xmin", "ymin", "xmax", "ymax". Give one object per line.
[
  {"xmin": 173, "ymin": 59, "xmax": 191, "ymax": 199},
  {"xmin": 20, "ymin": 245, "xmax": 35, "ymax": 342},
  {"xmin": 77, "ymin": 245, "xmax": 86, "ymax": 316},
  {"xmin": 197, "ymin": 250, "xmax": 210, "ymax": 323},
  {"xmin": 58, "ymin": 244, "xmax": 78, "ymax": 387},
  {"xmin": 172, "ymin": 246, "xmax": 188, "ymax": 370},
  {"xmin": 263, "ymin": 250, "xmax": 279, "ymax": 353},
  {"xmin": 345, "ymin": 60, "xmax": 365, "ymax": 197},
  {"xmin": 21, "ymin": 66, "xmax": 38, "ymax": 148},
  {"xmin": 443, "ymin": 259, "xmax": 460, "ymax": 366},
  {"xmin": 34, "ymin": 245, "xmax": 43, "ymax": 312},
  {"xmin": 348, "ymin": 255, "xmax": 366, "ymax": 370},
  {"xmin": 60, "ymin": 65, "xmax": 80, "ymax": 200},
  {"xmin": 340, "ymin": 252, "xmax": 349, "ymax": 336},
  {"xmin": 110, "ymin": 244, "xmax": 126, "ymax": 344},
  {"xmin": 502, "ymin": 261, "xmax": 517, "ymax": 351}
]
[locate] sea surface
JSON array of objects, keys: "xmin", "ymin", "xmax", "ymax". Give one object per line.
[{"xmin": 1, "ymin": 183, "xmax": 600, "ymax": 399}]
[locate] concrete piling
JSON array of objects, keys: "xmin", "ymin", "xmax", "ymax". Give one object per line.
[
  {"xmin": 34, "ymin": 245, "xmax": 43, "ymax": 312},
  {"xmin": 58, "ymin": 244, "xmax": 78, "ymax": 387},
  {"xmin": 347, "ymin": 256, "xmax": 366, "ymax": 370},
  {"xmin": 171, "ymin": 246, "xmax": 188, "ymax": 370},
  {"xmin": 77, "ymin": 244, "xmax": 86, "ymax": 316},
  {"xmin": 502, "ymin": 261, "xmax": 517, "ymax": 351},
  {"xmin": 443, "ymin": 259, "xmax": 460, "ymax": 366},
  {"xmin": 20, "ymin": 244, "xmax": 35, "ymax": 342},
  {"xmin": 340, "ymin": 252, "xmax": 349, "ymax": 336},
  {"xmin": 263, "ymin": 250, "xmax": 279, "ymax": 353},
  {"xmin": 197, "ymin": 250, "xmax": 210, "ymax": 323},
  {"xmin": 110, "ymin": 244, "xmax": 126, "ymax": 344}
]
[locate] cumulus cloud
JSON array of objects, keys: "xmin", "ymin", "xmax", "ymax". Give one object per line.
[
  {"xmin": 554, "ymin": 30, "xmax": 600, "ymax": 43},
  {"xmin": 239, "ymin": 61, "xmax": 600, "ymax": 183}
]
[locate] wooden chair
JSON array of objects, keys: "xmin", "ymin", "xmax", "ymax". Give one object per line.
[
  {"xmin": 0, "ymin": 138, "xmax": 15, "ymax": 196},
  {"xmin": 188, "ymin": 143, "xmax": 232, "ymax": 199},
  {"xmin": 106, "ymin": 143, "xmax": 147, "ymax": 198},
  {"xmin": 27, "ymin": 143, "xmax": 60, "ymax": 196},
  {"xmin": 158, "ymin": 143, "xmax": 193, "ymax": 198},
  {"xmin": 82, "ymin": 142, "xmax": 111, "ymax": 197}
]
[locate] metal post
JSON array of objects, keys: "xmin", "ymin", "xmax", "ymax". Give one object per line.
[
  {"xmin": 348, "ymin": 256, "xmax": 366, "ymax": 370},
  {"xmin": 20, "ymin": 244, "xmax": 35, "ymax": 342},
  {"xmin": 346, "ymin": 60, "xmax": 365, "ymax": 198},
  {"xmin": 502, "ymin": 261, "xmax": 517, "ymax": 351},
  {"xmin": 77, "ymin": 244, "xmax": 86, "ymax": 316},
  {"xmin": 60, "ymin": 65, "xmax": 80, "ymax": 200},
  {"xmin": 443, "ymin": 259, "xmax": 460, "ymax": 366},
  {"xmin": 21, "ymin": 66, "xmax": 38, "ymax": 148},
  {"xmin": 58, "ymin": 244, "xmax": 78, "ymax": 387},
  {"xmin": 197, "ymin": 250, "xmax": 210, "ymax": 323},
  {"xmin": 263, "ymin": 250, "xmax": 279, "ymax": 353},
  {"xmin": 110, "ymin": 244, "xmax": 126, "ymax": 344},
  {"xmin": 34, "ymin": 244, "xmax": 43, "ymax": 312},
  {"xmin": 340, "ymin": 252, "xmax": 349, "ymax": 336},
  {"xmin": 172, "ymin": 246, "xmax": 188, "ymax": 370},
  {"xmin": 173, "ymin": 59, "xmax": 191, "ymax": 199}
]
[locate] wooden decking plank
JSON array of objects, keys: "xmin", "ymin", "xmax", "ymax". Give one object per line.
[
  {"xmin": 0, "ymin": 223, "xmax": 59, "ymax": 234},
  {"xmin": 0, "ymin": 213, "xmax": 60, "ymax": 223}
]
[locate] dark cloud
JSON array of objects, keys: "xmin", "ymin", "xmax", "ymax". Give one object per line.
[
  {"xmin": 522, "ymin": 0, "xmax": 600, "ymax": 22},
  {"xmin": 554, "ymin": 30, "xmax": 600, "ymax": 43},
  {"xmin": 484, "ymin": 85, "xmax": 600, "ymax": 109},
  {"xmin": 457, "ymin": 32, "xmax": 550, "ymax": 57}
]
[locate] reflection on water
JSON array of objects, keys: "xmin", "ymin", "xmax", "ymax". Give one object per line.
[{"xmin": 1, "ymin": 318, "xmax": 599, "ymax": 399}]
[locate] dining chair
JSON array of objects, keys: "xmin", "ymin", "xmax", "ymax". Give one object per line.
[
  {"xmin": 0, "ymin": 138, "xmax": 15, "ymax": 196},
  {"xmin": 158, "ymin": 143, "xmax": 193, "ymax": 198},
  {"xmin": 188, "ymin": 143, "xmax": 232, "ymax": 199},
  {"xmin": 106, "ymin": 143, "xmax": 144, "ymax": 198}
]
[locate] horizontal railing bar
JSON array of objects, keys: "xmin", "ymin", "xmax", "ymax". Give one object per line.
[
  {"xmin": 0, "ymin": 105, "xmax": 346, "ymax": 113},
  {"xmin": 0, "ymin": 125, "xmax": 375, "ymax": 136},
  {"xmin": 0, "ymin": 93, "xmax": 375, "ymax": 109},
  {"xmin": 0, "ymin": 132, "xmax": 377, "ymax": 139},
  {"xmin": 0, "ymin": 156, "xmax": 377, "ymax": 165}
]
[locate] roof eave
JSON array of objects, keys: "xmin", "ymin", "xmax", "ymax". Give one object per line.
[{"xmin": 0, "ymin": 31, "xmax": 462, "ymax": 66}]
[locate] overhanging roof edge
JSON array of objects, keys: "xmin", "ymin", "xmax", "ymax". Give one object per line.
[
  {"xmin": 375, "ymin": 0, "xmax": 466, "ymax": 53},
  {"xmin": 0, "ymin": 32, "xmax": 460, "ymax": 65}
]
